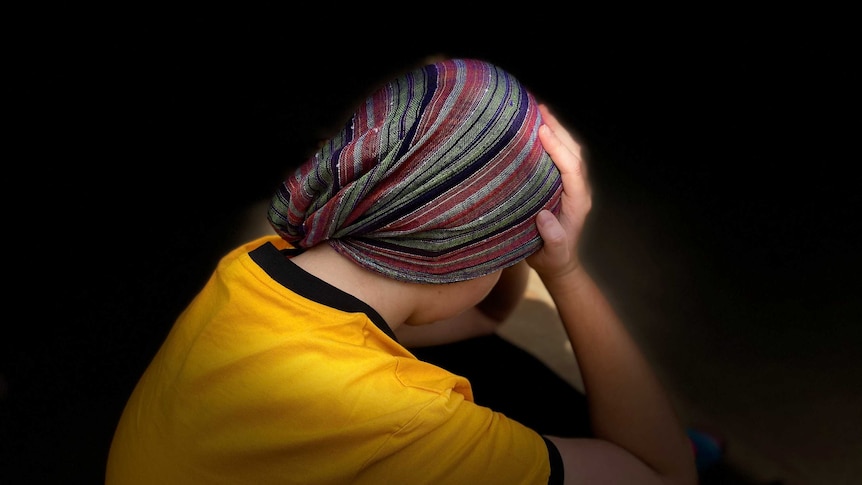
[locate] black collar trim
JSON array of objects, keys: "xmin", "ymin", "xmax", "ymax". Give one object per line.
[{"xmin": 248, "ymin": 241, "xmax": 399, "ymax": 343}]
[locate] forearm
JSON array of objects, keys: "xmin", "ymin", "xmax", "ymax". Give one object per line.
[{"xmin": 543, "ymin": 266, "xmax": 695, "ymax": 482}]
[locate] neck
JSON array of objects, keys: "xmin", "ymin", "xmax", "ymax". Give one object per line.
[{"xmin": 290, "ymin": 243, "xmax": 416, "ymax": 331}]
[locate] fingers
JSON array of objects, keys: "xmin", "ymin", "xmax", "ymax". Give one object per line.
[
  {"xmin": 529, "ymin": 105, "xmax": 593, "ymax": 277},
  {"xmin": 538, "ymin": 124, "xmax": 590, "ymax": 202},
  {"xmin": 539, "ymin": 104, "xmax": 583, "ymax": 161},
  {"xmin": 540, "ymin": 104, "xmax": 590, "ymax": 190}
]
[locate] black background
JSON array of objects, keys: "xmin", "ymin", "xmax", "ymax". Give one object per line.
[{"xmin": 5, "ymin": 9, "xmax": 859, "ymax": 484}]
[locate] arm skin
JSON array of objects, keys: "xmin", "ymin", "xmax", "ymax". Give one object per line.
[{"xmin": 527, "ymin": 105, "xmax": 697, "ymax": 485}]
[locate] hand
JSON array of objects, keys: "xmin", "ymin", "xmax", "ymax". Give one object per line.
[{"xmin": 526, "ymin": 105, "xmax": 592, "ymax": 281}]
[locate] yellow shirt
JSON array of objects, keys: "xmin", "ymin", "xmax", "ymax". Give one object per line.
[{"xmin": 106, "ymin": 235, "xmax": 557, "ymax": 484}]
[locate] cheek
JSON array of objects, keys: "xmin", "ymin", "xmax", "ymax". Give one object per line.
[
  {"xmin": 474, "ymin": 272, "xmax": 502, "ymax": 304},
  {"xmin": 454, "ymin": 272, "xmax": 502, "ymax": 312},
  {"xmin": 424, "ymin": 272, "xmax": 502, "ymax": 323}
]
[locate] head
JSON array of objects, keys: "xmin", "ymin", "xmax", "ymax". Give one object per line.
[{"xmin": 268, "ymin": 58, "xmax": 562, "ymax": 284}]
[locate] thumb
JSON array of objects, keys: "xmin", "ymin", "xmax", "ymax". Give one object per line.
[
  {"xmin": 536, "ymin": 210, "xmax": 565, "ymax": 245},
  {"xmin": 533, "ymin": 210, "xmax": 568, "ymax": 262},
  {"xmin": 529, "ymin": 210, "xmax": 579, "ymax": 278}
]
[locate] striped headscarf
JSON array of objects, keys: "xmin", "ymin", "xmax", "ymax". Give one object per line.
[{"xmin": 268, "ymin": 58, "xmax": 562, "ymax": 284}]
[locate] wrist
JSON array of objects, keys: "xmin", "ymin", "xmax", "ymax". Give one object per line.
[{"xmin": 538, "ymin": 263, "xmax": 589, "ymax": 298}]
